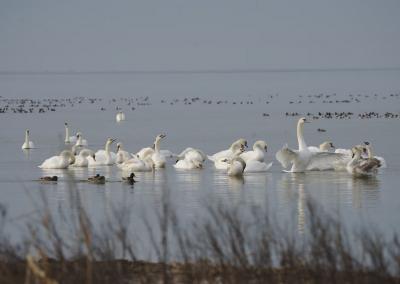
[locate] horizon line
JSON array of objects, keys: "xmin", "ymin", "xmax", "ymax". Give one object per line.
[{"xmin": 0, "ymin": 66, "xmax": 400, "ymax": 75}]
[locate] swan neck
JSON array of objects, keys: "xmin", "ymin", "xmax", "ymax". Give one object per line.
[
  {"xmin": 297, "ymin": 122, "xmax": 307, "ymax": 150},
  {"xmin": 25, "ymin": 132, "xmax": 29, "ymax": 144},
  {"xmin": 65, "ymin": 126, "xmax": 69, "ymax": 142},
  {"xmin": 105, "ymin": 142, "xmax": 111, "ymax": 153},
  {"xmin": 349, "ymin": 151, "xmax": 361, "ymax": 166},
  {"xmin": 154, "ymin": 139, "xmax": 161, "ymax": 152},
  {"xmin": 366, "ymin": 145, "xmax": 374, "ymax": 158}
]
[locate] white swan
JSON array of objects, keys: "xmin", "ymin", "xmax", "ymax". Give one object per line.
[
  {"xmin": 39, "ymin": 150, "xmax": 75, "ymax": 169},
  {"xmin": 75, "ymin": 132, "xmax": 88, "ymax": 147},
  {"xmin": 238, "ymin": 140, "xmax": 272, "ymax": 172},
  {"xmin": 116, "ymin": 111, "xmax": 125, "ymax": 122},
  {"xmin": 213, "ymin": 144, "xmax": 245, "ymax": 170},
  {"xmin": 136, "ymin": 134, "xmax": 167, "ymax": 168},
  {"xmin": 88, "ymin": 138, "xmax": 116, "ymax": 166},
  {"xmin": 208, "ymin": 138, "xmax": 248, "ymax": 167},
  {"xmin": 116, "ymin": 143, "xmax": 132, "ymax": 164},
  {"xmin": 71, "ymin": 149, "xmax": 96, "ymax": 167},
  {"xmin": 276, "ymin": 118, "xmax": 347, "ymax": 172},
  {"xmin": 174, "ymin": 148, "xmax": 205, "ymax": 169},
  {"xmin": 240, "ymin": 140, "xmax": 268, "ymax": 163},
  {"xmin": 222, "ymin": 156, "xmax": 246, "ymax": 177},
  {"xmin": 308, "ymin": 141, "xmax": 335, "ymax": 153},
  {"xmin": 21, "ymin": 129, "xmax": 35, "ymax": 149},
  {"xmin": 346, "ymin": 146, "xmax": 381, "ymax": 177},
  {"xmin": 118, "ymin": 155, "xmax": 154, "ymax": 172},
  {"xmin": 64, "ymin": 123, "xmax": 77, "ymax": 144}
]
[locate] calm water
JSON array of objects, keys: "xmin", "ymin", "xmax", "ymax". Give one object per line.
[{"xmin": 0, "ymin": 70, "xmax": 399, "ymax": 255}]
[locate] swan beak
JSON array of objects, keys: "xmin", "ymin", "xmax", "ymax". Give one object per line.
[
  {"xmin": 110, "ymin": 138, "xmax": 116, "ymax": 143},
  {"xmin": 364, "ymin": 141, "xmax": 370, "ymax": 146},
  {"xmin": 330, "ymin": 143, "xmax": 335, "ymax": 149},
  {"xmin": 160, "ymin": 134, "xmax": 166, "ymax": 138},
  {"xmin": 264, "ymin": 145, "xmax": 268, "ymax": 152},
  {"xmin": 244, "ymin": 141, "xmax": 248, "ymax": 148},
  {"xmin": 92, "ymin": 154, "xmax": 96, "ymax": 161}
]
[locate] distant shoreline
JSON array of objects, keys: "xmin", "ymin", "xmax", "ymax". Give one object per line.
[{"xmin": 1, "ymin": 66, "xmax": 400, "ymax": 76}]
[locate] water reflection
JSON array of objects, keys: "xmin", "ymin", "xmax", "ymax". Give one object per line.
[{"xmin": 277, "ymin": 171, "xmax": 381, "ymax": 233}]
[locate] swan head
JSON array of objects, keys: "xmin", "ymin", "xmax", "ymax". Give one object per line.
[
  {"xmin": 254, "ymin": 140, "xmax": 268, "ymax": 152},
  {"xmin": 116, "ymin": 142, "xmax": 123, "ymax": 152},
  {"xmin": 193, "ymin": 160, "xmax": 203, "ymax": 169},
  {"xmin": 351, "ymin": 146, "xmax": 365, "ymax": 158},
  {"xmin": 25, "ymin": 129, "xmax": 30, "ymax": 135},
  {"xmin": 76, "ymin": 132, "xmax": 82, "ymax": 138},
  {"xmin": 156, "ymin": 134, "xmax": 166, "ymax": 141},
  {"xmin": 106, "ymin": 138, "xmax": 116, "ymax": 145},
  {"xmin": 298, "ymin": 117, "xmax": 310, "ymax": 125},
  {"xmin": 64, "ymin": 122, "xmax": 68, "ymax": 127},
  {"xmin": 320, "ymin": 141, "xmax": 335, "ymax": 151},
  {"xmin": 232, "ymin": 138, "xmax": 248, "ymax": 150}
]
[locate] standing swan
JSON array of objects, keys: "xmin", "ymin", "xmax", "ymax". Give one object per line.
[
  {"xmin": 39, "ymin": 150, "xmax": 75, "ymax": 169},
  {"xmin": 276, "ymin": 118, "xmax": 346, "ymax": 172},
  {"xmin": 21, "ymin": 130, "xmax": 35, "ymax": 149}
]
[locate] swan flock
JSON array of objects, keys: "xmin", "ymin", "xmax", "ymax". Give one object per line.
[{"xmin": 29, "ymin": 118, "xmax": 385, "ymax": 178}]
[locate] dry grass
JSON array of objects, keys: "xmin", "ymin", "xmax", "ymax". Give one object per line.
[{"xmin": 0, "ymin": 184, "xmax": 399, "ymax": 284}]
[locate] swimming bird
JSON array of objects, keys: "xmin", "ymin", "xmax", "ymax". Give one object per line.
[
  {"xmin": 346, "ymin": 146, "xmax": 381, "ymax": 177},
  {"xmin": 116, "ymin": 143, "xmax": 132, "ymax": 164},
  {"xmin": 88, "ymin": 138, "xmax": 116, "ymax": 166},
  {"xmin": 71, "ymin": 149, "xmax": 96, "ymax": 167},
  {"xmin": 40, "ymin": 176, "xmax": 58, "ymax": 182},
  {"xmin": 122, "ymin": 173, "xmax": 136, "ymax": 184},
  {"xmin": 207, "ymin": 138, "xmax": 248, "ymax": 167},
  {"xmin": 240, "ymin": 140, "xmax": 268, "ymax": 163},
  {"xmin": 88, "ymin": 174, "xmax": 106, "ymax": 184},
  {"xmin": 136, "ymin": 134, "xmax": 167, "ymax": 168},
  {"xmin": 21, "ymin": 129, "xmax": 35, "ymax": 149},
  {"xmin": 174, "ymin": 147, "xmax": 205, "ymax": 169},
  {"xmin": 64, "ymin": 123, "xmax": 77, "ymax": 144},
  {"xmin": 116, "ymin": 111, "xmax": 126, "ymax": 122},
  {"xmin": 222, "ymin": 156, "xmax": 246, "ymax": 177},
  {"xmin": 276, "ymin": 118, "xmax": 346, "ymax": 172},
  {"xmin": 39, "ymin": 150, "xmax": 75, "ymax": 169},
  {"xmin": 75, "ymin": 132, "xmax": 88, "ymax": 147}
]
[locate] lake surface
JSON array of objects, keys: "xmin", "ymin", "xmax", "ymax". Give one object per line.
[{"xmin": 0, "ymin": 69, "xmax": 399, "ymax": 257}]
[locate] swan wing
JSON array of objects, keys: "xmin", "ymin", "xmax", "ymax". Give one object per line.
[
  {"xmin": 307, "ymin": 146, "xmax": 320, "ymax": 153},
  {"xmin": 208, "ymin": 149, "xmax": 230, "ymax": 162},
  {"xmin": 307, "ymin": 152, "xmax": 348, "ymax": 171},
  {"xmin": 275, "ymin": 146, "xmax": 297, "ymax": 169}
]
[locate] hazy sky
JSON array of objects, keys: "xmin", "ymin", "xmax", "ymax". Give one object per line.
[{"xmin": 1, "ymin": 0, "xmax": 399, "ymax": 71}]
